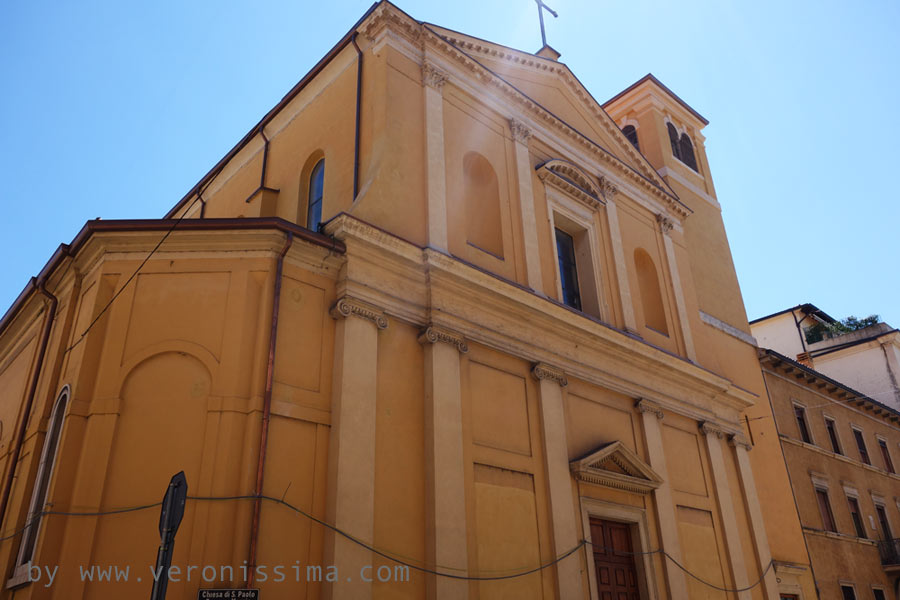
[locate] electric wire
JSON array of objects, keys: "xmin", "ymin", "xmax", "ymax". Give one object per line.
[
  {"xmin": 0, "ymin": 494, "xmax": 774, "ymax": 590},
  {"xmin": 62, "ymin": 195, "xmax": 201, "ymax": 355}
]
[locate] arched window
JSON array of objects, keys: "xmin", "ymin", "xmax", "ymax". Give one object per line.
[
  {"xmin": 16, "ymin": 386, "xmax": 69, "ymax": 570},
  {"xmin": 667, "ymin": 123, "xmax": 680, "ymax": 161},
  {"xmin": 463, "ymin": 152, "xmax": 503, "ymax": 258},
  {"xmin": 306, "ymin": 159, "xmax": 325, "ymax": 231},
  {"xmin": 666, "ymin": 122, "xmax": 699, "ymax": 172},
  {"xmin": 622, "ymin": 125, "xmax": 639, "ymax": 151},
  {"xmin": 678, "ymin": 133, "xmax": 698, "ymax": 171},
  {"xmin": 634, "ymin": 249, "xmax": 668, "ymax": 335}
]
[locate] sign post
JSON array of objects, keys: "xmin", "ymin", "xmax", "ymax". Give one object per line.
[{"xmin": 149, "ymin": 471, "xmax": 188, "ymax": 600}]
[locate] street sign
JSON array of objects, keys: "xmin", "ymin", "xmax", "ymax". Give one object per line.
[
  {"xmin": 150, "ymin": 471, "xmax": 188, "ymax": 600},
  {"xmin": 197, "ymin": 590, "xmax": 260, "ymax": 599}
]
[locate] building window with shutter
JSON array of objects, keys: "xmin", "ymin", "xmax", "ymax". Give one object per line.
[
  {"xmin": 794, "ymin": 404, "xmax": 812, "ymax": 444},
  {"xmin": 816, "ymin": 487, "xmax": 837, "ymax": 532},
  {"xmin": 878, "ymin": 439, "xmax": 894, "ymax": 473},
  {"xmin": 847, "ymin": 496, "xmax": 866, "ymax": 538},
  {"xmin": 853, "ymin": 428, "xmax": 871, "ymax": 465},
  {"xmin": 555, "ymin": 228, "xmax": 581, "ymax": 311},
  {"xmin": 825, "ymin": 417, "xmax": 842, "ymax": 454}
]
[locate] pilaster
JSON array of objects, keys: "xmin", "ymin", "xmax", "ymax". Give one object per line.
[
  {"xmin": 423, "ymin": 61, "xmax": 449, "ymax": 252},
  {"xmin": 635, "ymin": 399, "xmax": 688, "ymax": 598},
  {"xmin": 729, "ymin": 435, "xmax": 779, "ymax": 599},
  {"xmin": 602, "ymin": 189, "xmax": 638, "ymax": 333},
  {"xmin": 509, "ymin": 117, "xmax": 544, "ymax": 293},
  {"xmin": 419, "ymin": 324, "xmax": 469, "ymax": 600},
  {"xmin": 532, "ymin": 363, "xmax": 583, "ymax": 600},
  {"xmin": 657, "ymin": 214, "xmax": 697, "ymax": 362},
  {"xmin": 699, "ymin": 421, "xmax": 751, "ymax": 600},
  {"xmin": 324, "ymin": 295, "xmax": 387, "ymax": 600}
]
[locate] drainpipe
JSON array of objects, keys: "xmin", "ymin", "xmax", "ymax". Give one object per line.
[
  {"xmin": 351, "ymin": 33, "xmax": 363, "ymax": 200},
  {"xmin": 247, "ymin": 231, "xmax": 293, "ymax": 586},
  {"xmin": 0, "ymin": 273, "xmax": 61, "ymax": 531}
]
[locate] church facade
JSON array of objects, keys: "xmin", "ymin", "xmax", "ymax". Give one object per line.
[{"xmin": 0, "ymin": 2, "xmax": 819, "ymax": 598}]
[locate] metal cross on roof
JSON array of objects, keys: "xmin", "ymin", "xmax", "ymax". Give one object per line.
[{"xmin": 534, "ymin": 0, "xmax": 558, "ymax": 49}]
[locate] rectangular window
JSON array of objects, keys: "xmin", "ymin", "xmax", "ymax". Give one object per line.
[
  {"xmin": 854, "ymin": 429, "xmax": 871, "ymax": 465},
  {"xmin": 873, "ymin": 589, "xmax": 886, "ymax": 600},
  {"xmin": 847, "ymin": 497, "xmax": 866, "ymax": 538},
  {"xmin": 878, "ymin": 439, "xmax": 895, "ymax": 474},
  {"xmin": 876, "ymin": 505, "xmax": 892, "ymax": 541},
  {"xmin": 816, "ymin": 488, "xmax": 837, "ymax": 532},
  {"xmin": 841, "ymin": 586, "xmax": 857, "ymax": 600},
  {"xmin": 794, "ymin": 405, "xmax": 811, "ymax": 443},
  {"xmin": 555, "ymin": 228, "xmax": 582, "ymax": 311},
  {"xmin": 826, "ymin": 418, "xmax": 842, "ymax": 454}
]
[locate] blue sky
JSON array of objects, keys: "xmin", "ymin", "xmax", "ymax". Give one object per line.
[{"xmin": 2, "ymin": 0, "xmax": 898, "ymax": 326}]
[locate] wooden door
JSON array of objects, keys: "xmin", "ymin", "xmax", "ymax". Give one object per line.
[{"xmin": 589, "ymin": 517, "xmax": 642, "ymax": 600}]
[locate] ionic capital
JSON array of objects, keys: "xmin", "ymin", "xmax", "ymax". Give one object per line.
[
  {"xmin": 329, "ymin": 296, "xmax": 388, "ymax": 330},
  {"xmin": 635, "ymin": 399, "xmax": 664, "ymax": 420},
  {"xmin": 509, "ymin": 118, "xmax": 533, "ymax": 144},
  {"xmin": 418, "ymin": 324, "xmax": 468, "ymax": 353},
  {"xmin": 531, "ymin": 363, "xmax": 568, "ymax": 387},
  {"xmin": 729, "ymin": 434, "xmax": 753, "ymax": 451},
  {"xmin": 699, "ymin": 421, "xmax": 727, "ymax": 439},
  {"xmin": 422, "ymin": 61, "xmax": 447, "ymax": 90}
]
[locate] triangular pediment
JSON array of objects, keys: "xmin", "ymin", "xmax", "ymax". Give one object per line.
[
  {"xmin": 570, "ymin": 441, "xmax": 663, "ymax": 495},
  {"xmin": 422, "ymin": 23, "xmax": 677, "ymax": 198}
]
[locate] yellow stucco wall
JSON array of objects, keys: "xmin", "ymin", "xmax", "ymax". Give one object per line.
[{"xmin": 0, "ymin": 3, "xmax": 818, "ymax": 599}]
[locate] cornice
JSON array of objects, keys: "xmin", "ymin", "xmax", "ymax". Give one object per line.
[{"xmin": 324, "ymin": 215, "xmax": 753, "ymax": 424}]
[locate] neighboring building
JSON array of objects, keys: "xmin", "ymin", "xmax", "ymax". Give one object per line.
[
  {"xmin": 759, "ymin": 348, "xmax": 900, "ymax": 599},
  {"xmin": 0, "ymin": 2, "xmax": 817, "ymax": 598},
  {"xmin": 751, "ymin": 305, "xmax": 900, "ymax": 410}
]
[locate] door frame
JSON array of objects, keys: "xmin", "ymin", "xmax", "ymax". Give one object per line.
[{"xmin": 579, "ymin": 497, "xmax": 659, "ymax": 600}]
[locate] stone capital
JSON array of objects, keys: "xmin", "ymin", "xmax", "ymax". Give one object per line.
[
  {"xmin": 509, "ymin": 118, "xmax": 533, "ymax": 144},
  {"xmin": 729, "ymin": 434, "xmax": 753, "ymax": 451},
  {"xmin": 656, "ymin": 213, "xmax": 674, "ymax": 235},
  {"xmin": 635, "ymin": 399, "xmax": 664, "ymax": 420},
  {"xmin": 329, "ymin": 296, "xmax": 388, "ymax": 329},
  {"xmin": 417, "ymin": 324, "xmax": 468, "ymax": 353},
  {"xmin": 531, "ymin": 363, "xmax": 568, "ymax": 387},
  {"xmin": 599, "ymin": 176, "xmax": 619, "ymax": 201},
  {"xmin": 422, "ymin": 61, "xmax": 447, "ymax": 90},
  {"xmin": 699, "ymin": 421, "xmax": 727, "ymax": 439}
]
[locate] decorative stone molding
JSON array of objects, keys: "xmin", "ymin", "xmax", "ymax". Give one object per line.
[
  {"xmin": 509, "ymin": 118, "xmax": 533, "ymax": 144},
  {"xmin": 656, "ymin": 213, "xmax": 674, "ymax": 235},
  {"xmin": 635, "ymin": 399, "xmax": 664, "ymax": 420},
  {"xmin": 329, "ymin": 296, "xmax": 388, "ymax": 329},
  {"xmin": 356, "ymin": 5, "xmax": 691, "ymax": 219},
  {"xmin": 729, "ymin": 434, "xmax": 753, "ymax": 451},
  {"xmin": 531, "ymin": 363, "xmax": 568, "ymax": 387},
  {"xmin": 418, "ymin": 325, "xmax": 468, "ymax": 353},
  {"xmin": 536, "ymin": 159, "xmax": 603, "ymax": 210},
  {"xmin": 699, "ymin": 421, "xmax": 726, "ymax": 439},
  {"xmin": 699, "ymin": 311, "xmax": 758, "ymax": 346},
  {"xmin": 599, "ymin": 176, "xmax": 619, "ymax": 201},
  {"xmin": 570, "ymin": 441, "xmax": 663, "ymax": 495},
  {"xmin": 422, "ymin": 61, "xmax": 447, "ymax": 90}
]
